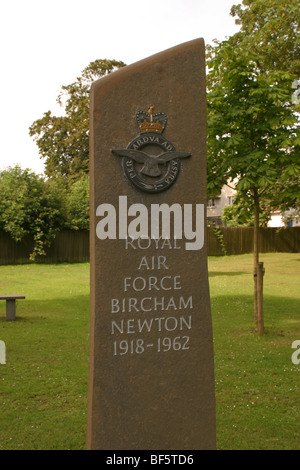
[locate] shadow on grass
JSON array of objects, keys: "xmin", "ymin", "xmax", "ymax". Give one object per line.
[
  {"xmin": 0, "ymin": 294, "xmax": 90, "ymax": 324},
  {"xmin": 1, "ymin": 292, "xmax": 299, "ymax": 341},
  {"xmin": 211, "ymin": 292, "xmax": 300, "ymax": 338}
]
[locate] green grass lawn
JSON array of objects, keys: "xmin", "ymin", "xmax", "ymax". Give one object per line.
[{"xmin": 0, "ymin": 253, "xmax": 299, "ymax": 450}]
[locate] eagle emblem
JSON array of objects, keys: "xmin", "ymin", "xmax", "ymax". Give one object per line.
[{"xmin": 112, "ymin": 105, "xmax": 191, "ymax": 193}]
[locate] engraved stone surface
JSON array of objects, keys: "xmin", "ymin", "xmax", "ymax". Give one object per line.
[{"xmin": 87, "ymin": 38, "xmax": 216, "ymax": 450}]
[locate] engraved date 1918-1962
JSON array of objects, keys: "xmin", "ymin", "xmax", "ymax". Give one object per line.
[{"xmin": 113, "ymin": 336, "xmax": 190, "ymax": 356}]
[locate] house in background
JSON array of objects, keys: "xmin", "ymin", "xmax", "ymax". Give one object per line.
[
  {"xmin": 207, "ymin": 183, "xmax": 236, "ymax": 225},
  {"xmin": 267, "ymin": 210, "xmax": 284, "ymax": 227},
  {"xmin": 268, "ymin": 209, "xmax": 300, "ymax": 227},
  {"xmin": 207, "ymin": 179, "xmax": 299, "ymax": 228}
]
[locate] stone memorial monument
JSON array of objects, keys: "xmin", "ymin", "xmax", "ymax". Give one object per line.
[{"xmin": 87, "ymin": 38, "xmax": 216, "ymax": 450}]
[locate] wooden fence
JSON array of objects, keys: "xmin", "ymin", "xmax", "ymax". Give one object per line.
[
  {"xmin": 0, "ymin": 230, "xmax": 90, "ymax": 265},
  {"xmin": 0, "ymin": 227, "xmax": 299, "ymax": 264},
  {"xmin": 207, "ymin": 226, "xmax": 300, "ymax": 256}
]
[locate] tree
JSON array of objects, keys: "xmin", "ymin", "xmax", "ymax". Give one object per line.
[
  {"xmin": 221, "ymin": 194, "xmax": 271, "ymax": 227},
  {"xmin": 66, "ymin": 173, "xmax": 89, "ymax": 230},
  {"xmin": 0, "ymin": 166, "xmax": 66, "ymax": 260},
  {"xmin": 29, "ymin": 59, "xmax": 126, "ymax": 183},
  {"xmin": 230, "ymin": 0, "xmax": 300, "ymax": 76},
  {"xmin": 207, "ymin": 0, "xmax": 299, "ymax": 332}
]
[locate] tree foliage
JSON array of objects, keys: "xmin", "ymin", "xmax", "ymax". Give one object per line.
[
  {"xmin": 29, "ymin": 59, "xmax": 126, "ymax": 183},
  {"xmin": 221, "ymin": 194, "xmax": 271, "ymax": 227},
  {"xmin": 230, "ymin": 0, "xmax": 300, "ymax": 75},
  {"xmin": 0, "ymin": 166, "xmax": 66, "ymax": 260},
  {"xmin": 0, "ymin": 166, "xmax": 92, "ymax": 260},
  {"xmin": 207, "ymin": 42, "xmax": 299, "ymax": 204},
  {"xmin": 66, "ymin": 173, "xmax": 89, "ymax": 231},
  {"xmin": 207, "ymin": 0, "xmax": 299, "ymax": 219}
]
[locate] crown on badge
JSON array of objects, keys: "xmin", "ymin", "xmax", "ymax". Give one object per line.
[{"xmin": 136, "ymin": 105, "xmax": 167, "ymax": 134}]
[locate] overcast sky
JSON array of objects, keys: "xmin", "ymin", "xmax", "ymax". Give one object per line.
[{"xmin": 0, "ymin": 0, "xmax": 240, "ymax": 174}]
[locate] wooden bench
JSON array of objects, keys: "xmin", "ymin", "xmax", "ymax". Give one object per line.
[{"xmin": 0, "ymin": 295, "xmax": 25, "ymax": 321}]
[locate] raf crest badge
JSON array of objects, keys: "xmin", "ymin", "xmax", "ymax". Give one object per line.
[{"xmin": 112, "ymin": 105, "xmax": 191, "ymax": 193}]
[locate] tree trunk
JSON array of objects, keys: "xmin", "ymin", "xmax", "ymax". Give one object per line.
[
  {"xmin": 253, "ymin": 189, "xmax": 259, "ymax": 329},
  {"xmin": 257, "ymin": 262, "xmax": 264, "ymax": 335}
]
